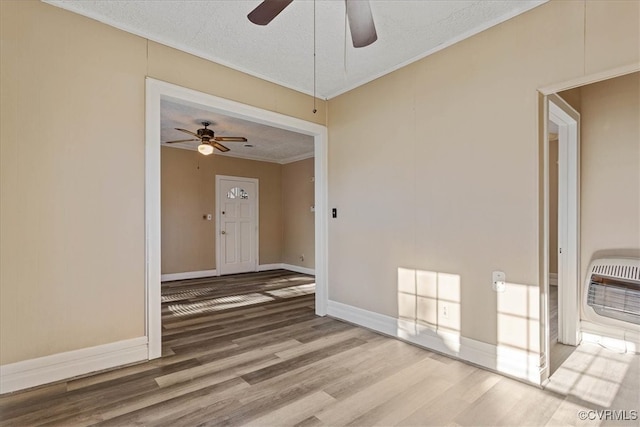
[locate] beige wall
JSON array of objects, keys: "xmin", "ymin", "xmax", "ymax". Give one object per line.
[
  {"xmin": 161, "ymin": 147, "xmax": 284, "ymax": 274},
  {"xmin": 558, "ymin": 87, "xmax": 582, "ymax": 113},
  {"xmin": 327, "ymin": 0, "xmax": 639, "ymax": 351},
  {"xmin": 579, "ymin": 72, "xmax": 640, "ymax": 286},
  {"xmin": 282, "ymin": 158, "xmax": 315, "ymax": 269},
  {"xmin": 1, "ymin": 1, "xmax": 147, "ymax": 365},
  {"xmin": 0, "ymin": 0, "xmax": 325, "ymax": 365}
]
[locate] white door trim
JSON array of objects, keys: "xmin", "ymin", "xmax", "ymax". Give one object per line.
[
  {"xmin": 548, "ymin": 94, "xmax": 580, "ymax": 348},
  {"xmin": 145, "ymin": 80, "xmax": 163, "ymax": 360},
  {"xmin": 145, "ymin": 78, "xmax": 329, "ymax": 359},
  {"xmin": 215, "ymin": 175, "xmax": 259, "ymax": 275},
  {"xmin": 538, "ymin": 63, "xmax": 639, "ymax": 96}
]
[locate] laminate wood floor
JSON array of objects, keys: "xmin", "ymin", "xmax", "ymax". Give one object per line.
[
  {"xmin": 549, "ymin": 285, "xmax": 576, "ymax": 375},
  {"xmin": 1, "ymin": 270, "xmax": 638, "ymax": 426}
]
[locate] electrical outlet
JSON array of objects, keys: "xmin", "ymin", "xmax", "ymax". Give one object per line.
[
  {"xmin": 442, "ymin": 304, "xmax": 449, "ymax": 319},
  {"xmin": 492, "ymin": 271, "xmax": 506, "ymax": 292}
]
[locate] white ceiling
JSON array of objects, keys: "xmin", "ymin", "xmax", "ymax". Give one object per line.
[
  {"xmin": 45, "ymin": 0, "xmax": 546, "ymax": 99},
  {"xmin": 161, "ymin": 98, "xmax": 314, "ymax": 164}
]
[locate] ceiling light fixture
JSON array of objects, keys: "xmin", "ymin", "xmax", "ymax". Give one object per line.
[{"xmin": 198, "ymin": 143, "xmax": 214, "ymax": 155}]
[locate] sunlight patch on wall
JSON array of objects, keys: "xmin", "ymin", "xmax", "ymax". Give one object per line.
[
  {"xmin": 397, "ymin": 267, "xmax": 461, "ymax": 352},
  {"xmin": 496, "ymin": 282, "xmax": 540, "ymax": 379}
]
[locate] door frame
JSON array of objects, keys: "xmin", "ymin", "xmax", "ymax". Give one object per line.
[
  {"xmin": 145, "ymin": 78, "xmax": 329, "ymax": 359},
  {"xmin": 215, "ymin": 175, "xmax": 259, "ymax": 276},
  {"xmin": 538, "ymin": 63, "xmax": 639, "ymax": 385},
  {"xmin": 548, "ymin": 94, "xmax": 580, "ymax": 347},
  {"xmin": 539, "ymin": 92, "xmax": 580, "ymax": 383}
]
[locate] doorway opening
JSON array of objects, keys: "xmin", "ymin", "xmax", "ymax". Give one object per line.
[
  {"xmin": 545, "ymin": 94, "xmax": 580, "ymax": 376},
  {"xmin": 145, "ymin": 78, "xmax": 328, "ymax": 359}
]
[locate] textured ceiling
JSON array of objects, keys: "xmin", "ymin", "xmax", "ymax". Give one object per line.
[
  {"xmin": 45, "ymin": 0, "xmax": 546, "ymax": 99},
  {"xmin": 161, "ymin": 98, "xmax": 314, "ymax": 164}
]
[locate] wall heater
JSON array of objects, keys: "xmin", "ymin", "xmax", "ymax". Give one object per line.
[{"xmin": 582, "ymin": 258, "xmax": 640, "ymax": 349}]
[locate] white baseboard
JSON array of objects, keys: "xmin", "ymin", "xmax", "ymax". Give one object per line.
[
  {"xmin": 327, "ymin": 300, "xmax": 542, "ymax": 385},
  {"xmin": 549, "ymin": 273, "xmax": 558, "ymax": 286},
  {"xmin": 257, "ymin": 263, "xmax": 283, "ymax": 272},
  {"xmin": 163, "ymin": 265, "xmax": 314, "ymax": 281},
  {"xmin": 0, "ymin": 337, "xmax": 148, "ymax": 394},
  {"xmin": 161, "ymin": 269, "xmax": 217, "ymax": 282},
  {"xmin": 282, "ymin": 263, "xmax": 315, "ymax": 275},
  {"xmin": 258, "ymin": 263, "xmax": 315, "ymax": 276}
]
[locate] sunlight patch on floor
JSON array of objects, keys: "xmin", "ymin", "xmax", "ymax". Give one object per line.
[
  {"xmin": 266, "ymin": 283, "xmax": 316, "ymax": 298},
  {"xmin": 166, "ymin": 283, "xmax": 316, "ymax": 317},
  {"xmin": 167, "ymin": 293, "xmax": 274, "ymax": 316},
  {"xmin": 545, "ymin": 342, "xmax": 637, "ymax": 408},
  {"xmin": 162, "ymin": 288, "xmax": 219, "ymax": 302}
]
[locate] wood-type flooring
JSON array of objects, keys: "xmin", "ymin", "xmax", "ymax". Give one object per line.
[{"xmin": 1, "ymin": 270, "xmax": 638, "ymax": 426}]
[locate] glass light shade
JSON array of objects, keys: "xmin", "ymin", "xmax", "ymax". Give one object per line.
[{"xmin": 198, "ymin": 143, "xmax": 214, "ymax": 155}]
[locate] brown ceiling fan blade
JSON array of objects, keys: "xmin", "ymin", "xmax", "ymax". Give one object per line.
[
  {"xmin": 164, "ymin": 139, "xmax": 199, "ymax": 144},
  {"xmin": 214, "ymin": 137, "xmax": 248, "ymax": 142},
  {"xmin": 346, "ymin": 0, "xmax": 378, "ymax": 48},
  {"xmin": 175, "ymin": 128, "xmax": 200, "ymax": 138},
  {"xmin": 212, "ymin": 141, "xmax": 230, "ymax": 152},
  {"xmin": 248, "ymin": 0, "xmax": 293, "ymax": 25}
]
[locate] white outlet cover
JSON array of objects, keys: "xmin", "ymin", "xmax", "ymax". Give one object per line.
[{"xmin": 492, "ymin": 271, "xmax": 506, "ymax": 292}]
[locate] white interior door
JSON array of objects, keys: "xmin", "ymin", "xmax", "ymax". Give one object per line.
[{"xmin": 216, "ymin": 176, "xmax": 258, "ymax": 275}]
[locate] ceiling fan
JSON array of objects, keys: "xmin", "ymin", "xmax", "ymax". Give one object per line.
[
  {"xmin": 248, "ymin": 0, "xmax": 378, "ymax": 48},
  {"xmin": 165, "ymin": 122, "xmax": 248, "ymax": 155}
]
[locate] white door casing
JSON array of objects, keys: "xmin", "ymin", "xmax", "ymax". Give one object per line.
[
  {"xmin": 537, "ymin": 65, "xmax": 638, "ymax": 386},
  {"xmin": 145, "ymin": 78, "xmax": 329, "ymax": 361},
  {"xmin": 548, "ymin": 94, "xmax": 580, "ymax": 348},
  {"xmin": 216, "ymin": 176, "xmax": 258, "ymax": 275}
]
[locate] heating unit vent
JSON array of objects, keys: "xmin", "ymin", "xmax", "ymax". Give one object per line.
[
  {"xmin": 587, "ymin": 259, "xmax": 640, "ymax": 325},
  {"xmin": 591, "ymin": 264, "xmax": 640, "ymax": 281}
]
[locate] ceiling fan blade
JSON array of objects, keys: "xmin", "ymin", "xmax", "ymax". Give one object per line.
[
  {"xmin": 212, "ymin": 141, "xmax": 230, "ymax": 152},
  {"xmin": 214, "ymin": 137, "xmax": 248, "ymax": 142},
  {"xmin": 248, "ymin": 0, "xmax": 293, "ymax": 25},
  {"xmin": 175, "ymin": 128, "xmax": 200, "ymax": 138},
  {"xmin": 346, "ymin": 0, "xmax": 378, "ymax": 48},
  {"xmin": 164, "ymin": 139, "xmax": 199, "ymax": 144}
]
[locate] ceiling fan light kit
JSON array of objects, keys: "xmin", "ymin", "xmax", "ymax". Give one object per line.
[{"xmin": 198, "ymin": 143, "xmax": 214, "ymax": 155}]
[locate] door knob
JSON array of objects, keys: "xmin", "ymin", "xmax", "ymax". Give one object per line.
[{"xmin": 221, "ymin": 231, "xmax": 226, "ymax": 235}]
